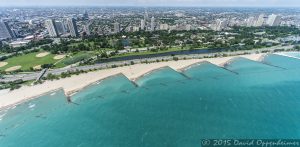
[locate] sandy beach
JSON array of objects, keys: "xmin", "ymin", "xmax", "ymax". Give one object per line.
[{"xmin": 0, "ymin": 53, "xmax": 264, "ymax": 110}]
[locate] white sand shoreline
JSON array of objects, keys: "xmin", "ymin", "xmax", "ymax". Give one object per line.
[{"xmin": 0, "ymin": 53, "xmax": 264, "ymax": 110}]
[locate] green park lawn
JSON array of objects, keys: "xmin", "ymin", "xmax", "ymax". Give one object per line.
[
  {"xmin": 60, "ymin": 51, "xmax": 94, "ymax": 65},
  {"xmin": 112, "ymin": 46, "xmax": 206, "ymax": 58},
  {"xmin": 0, "ymin": 52, "xmax": 63, "ymax": 71}
]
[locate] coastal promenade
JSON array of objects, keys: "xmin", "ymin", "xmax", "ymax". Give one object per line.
[
  {"xmin": 0, "ymin": 45, "xmax": 293, "ymax": 82},
  {"xmin": 0, "ymin": 53, "xmax": 263, "ymax": 110}
]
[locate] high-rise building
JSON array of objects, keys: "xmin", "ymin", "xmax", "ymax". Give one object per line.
[
  {"xmin": 126, "ymin": 26, "xmax": 133, "ymax": 32},
  {"xmin": 83, "ymin": 24, "xmax": 91, "ymax": 35},
  {"xmin": 45, "ymin": 19, "xmax": 59, "ymax": 37},
  {"xmin": 55, "ymin": 20, "xmax": 67, "ymax": 35},
  {"xmin": 114, "ymin": 22, "xmax": 120, "ymax": 33},
  {"xmin": 267, "ymin": 14, "xmax": 282, "ymax": 26},
  {"xmin": 144, "ymin": 10, "xmax": 149, "ymax": 21},
  {"xmin": 150, "ymin": 16, "xmax": 155, "ymax": 31},
  {"xmin": 169, "ymin": 25, "xmax": 177, "ymax": 31},
  {"xmin": 133, "ymin": 26, "xmax": 140, "ymax": 32},
  {"xmin": 67, "ymin": 18, "xmax": 79, "ymax": 37},
  {"xmin": 140, "ymin": 19, "xmax": 146, "ymax": 30},
  {"xmin": 185, "ymin": 24, "xmax": 192, "ymax": 31},
  {"xmin": 11, "ymin": 29, "xmax": 19, "ymax": 38},
  {"xmin": 213, "ymin": 19, "xmax": 228, "ymax": 31},
  {"xmin": 255, "ymin": 14, "xmax": 265, "ymax": 27},
  {"xmin": 83, "ymin": 10, "xmax": 89, "ymax": 20},
  {"xmin": 246, "ymin": 17, "xmax": 255, "ymax": 27},
  {"xmin": 0, "ymin": 21, "xmax": 15, "ymax": 39},
  {"xmin": 62, "ymin": 19, "xmax": 69, "ymax": 32},
  {"xmin": 159, "ymin": 24, "xmax": 169, "ymax": 30},
  {"xmin": 28, "ymin": 20, "xmax": 34, "ymax": 25}
]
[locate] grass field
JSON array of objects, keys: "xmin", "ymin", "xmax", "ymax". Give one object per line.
[
  {"xmin": 112, "ymin": 46, "xmax": 206, "ymax": 58},
  {"xmin": 0, "ymin": 52, "xmax": 63, "ymax": 71},
  {"xmin": 61, "ymin": 51, "xmax": 94, "ymax": 65}
]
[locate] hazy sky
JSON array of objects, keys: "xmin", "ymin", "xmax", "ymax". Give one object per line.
[{"xmin": 1, "ymin": 0, "xmax": 300, "ymax": 7}]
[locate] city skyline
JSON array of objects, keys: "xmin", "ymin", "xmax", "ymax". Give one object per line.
[{"xmin": 2, "ymin": 0, "xmax": 300, "ymax": 7}]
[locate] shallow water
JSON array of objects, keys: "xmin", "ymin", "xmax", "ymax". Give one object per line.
[{"xmin": 1, "ymin": 53, "xmax": 300, "ymax": 147}]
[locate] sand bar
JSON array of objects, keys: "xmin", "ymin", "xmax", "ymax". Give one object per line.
[{"xmin": 0, "ymin": 54, "xmax": 264, "ymax": 110}]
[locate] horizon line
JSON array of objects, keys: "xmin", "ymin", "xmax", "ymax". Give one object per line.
[{"xmin": 1, "ymin": 5, "xmax": 300, "ymax": 8}]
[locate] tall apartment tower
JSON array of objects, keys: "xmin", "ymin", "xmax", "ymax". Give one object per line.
[
  {"xmin": 83, "ymin": 10, "xmax": 89, "ymax": 20},
  {"xmin": 140, "ymin": 19, "xmax": 146, "ymax": 30},
  {"xmin": 267, "ymin": 14, "xmax": 282, "ymax": 26},
  {"xmin": 45, "ymin": 19, "xmax": 59, "ymax": 37},
  {"xmin": 0, "ymin": 21, "xmax": 15, "ymax": 39},
  {"xmin": 213, "ymin": 19, "xmax": 228, "ymax": 31},
  {"xmin": 246, "ymin": 17, "xmax": 256, "ymax": 27},
  {"xmin": 144, "ymin": 10, "xmax": 149, "ymax": 21},
  {"xmin": 83, "ymin": 23, "xmax": 91, "ymax": 35},
  {"xmin": 255, "ymin": 14, "xmax": 265, "ymax": 27},
  {"xmin": 150, "ymin": 16, "xmax": 155, "ymax": 31},
  {"xmin": 55, "ymin": 20, "xmax": 67, "ymax": 35},
  {"xmin": 67, "ymin": 18, "xmax": 79, "ymax": 37},
  {"xmin": 114, "ymin": 22, "xmax": 120, "ymax": 33}
]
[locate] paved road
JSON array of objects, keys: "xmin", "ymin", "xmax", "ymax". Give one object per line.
[{"xmin": 0, "ymin": 45, "xmax": 295, "ymax": 82}]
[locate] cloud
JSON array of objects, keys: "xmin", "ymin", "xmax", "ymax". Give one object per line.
[{"xmin": 1, "ymin": 0, "xmax": 300, "ymax": 7}]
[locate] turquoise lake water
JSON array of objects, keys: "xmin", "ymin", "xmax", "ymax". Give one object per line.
[{"xmin": 1, "ymin": 53, "xmax": 300, "ymax": 146}]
